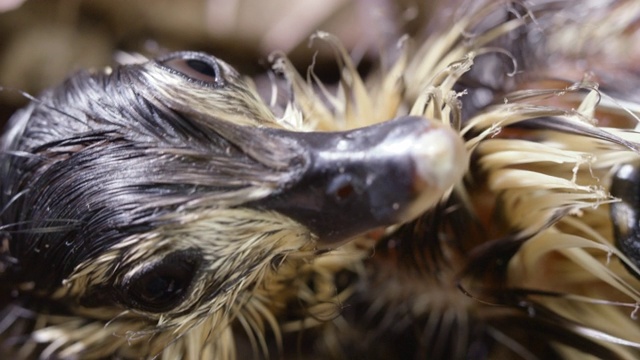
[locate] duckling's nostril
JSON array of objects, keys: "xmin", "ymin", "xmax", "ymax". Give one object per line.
[
  {"xmin": 327, "ymin": 174, "xmax": 358, "ymax": 202},
  {"xmin": 334, "ymin": 182, "xmax": 355, "ymax": 201}
]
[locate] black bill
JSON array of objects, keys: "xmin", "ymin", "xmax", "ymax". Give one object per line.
[{"xmin": 253, "ymin": 116, "xmax": 467, "ymax": 247}]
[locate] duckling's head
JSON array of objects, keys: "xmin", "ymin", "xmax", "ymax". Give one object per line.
[{"xmin": 0, "ymin": 51, "xmax": 466, "ymax": 357}]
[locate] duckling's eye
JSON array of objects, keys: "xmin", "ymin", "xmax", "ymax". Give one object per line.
[
  {"xmin": 161, "ymin": 56, "xmax": 224, "ymax": 86},
  {"xmin": 611, "ymin": 161, "xmax": 640, "ymax": 278},
  {"xmin": 122, "ymin": 250, "xmax": 201, "ymax": 313}
]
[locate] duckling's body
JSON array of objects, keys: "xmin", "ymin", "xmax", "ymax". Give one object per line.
[{"xmin": 4, "ymin": 0, "xmax": 640, "ymax": 359}]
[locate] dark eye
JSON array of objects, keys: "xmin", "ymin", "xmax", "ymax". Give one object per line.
[
  {"xmin": 610, "ymin": 161, "xmax": 640, "ymax": 278},
  {"xmin": 160, "ymin": 53, "xmax": 224, "ymax": 86},
  {"xmin": 121, "ymin": 249, "xmax": 201, "ymax": 313}
]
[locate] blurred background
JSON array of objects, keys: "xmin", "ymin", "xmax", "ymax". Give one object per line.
[{"xmin": 0, "ymin": 0, "xmax": 435, "ymax": 127}]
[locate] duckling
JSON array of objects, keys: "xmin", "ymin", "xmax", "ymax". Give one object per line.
[
  {"xmin": 4, "ymin": 0, "xmax": 640, "ymax": 359},
  {"xmin": 0, "ymin": 50, "xmax": 465, "ymax": 358}
]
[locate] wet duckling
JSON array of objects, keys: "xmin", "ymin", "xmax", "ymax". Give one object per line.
[
  {"xmin": 4, "ymin": 0, "xmax": 640, "ymax": 359},
  {"xmin": 0, "ymin": 50, "xmax": 465, "ymax": 358}
]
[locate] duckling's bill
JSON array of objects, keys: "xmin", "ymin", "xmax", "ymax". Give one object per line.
[{"xmin": 253, "ymin": 116, "xmax": 467, "ymax": 247}]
